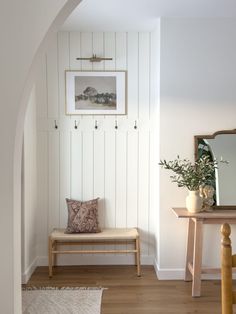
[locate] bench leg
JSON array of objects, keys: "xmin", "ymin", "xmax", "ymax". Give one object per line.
[
  {"xmin": 53, "ymin": 242, "xmax": 57, "ymax": 267},
  {"xmin": 48, "ymin": 236, "xmax": 53, "ymax": 278},
  {"xmin": 136, "ymin": 237, "xmax": 141, "ymax": 277}
]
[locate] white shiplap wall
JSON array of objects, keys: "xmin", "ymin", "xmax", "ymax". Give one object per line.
[{"xmin": 36, "ymin": 30, "xmax": 159, "ymax": 265}]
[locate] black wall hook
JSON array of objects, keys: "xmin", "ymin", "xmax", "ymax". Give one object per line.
[
  {"xmin": 134, "ymin": 120, "xmax": 137, "ymax": 129},
  {"xmin": 115, "ymin": 120, "xmax": 118, "ymax": 129},
  {"xmin": 95, "ymin": 120, "xmax": 98, "ymax": 129},
  {"xmin": 74, "ymin": 120, "xmax": 78, "ymax": 129},
  {"xmin": 54, "ymin": 120, "xmax": 58, "ymax": 129}
]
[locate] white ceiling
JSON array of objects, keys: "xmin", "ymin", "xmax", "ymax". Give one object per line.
[{"xmin": 61, "ymin": 0, "xmax": 236, "ymax": 31}]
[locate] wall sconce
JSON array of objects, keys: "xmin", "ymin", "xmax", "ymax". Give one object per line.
[{"xmin": 76, "ymin": 54, "xmax": 113, "ymax": 63}]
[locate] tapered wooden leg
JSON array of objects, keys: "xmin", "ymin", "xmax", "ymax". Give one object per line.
[
  {"xmin": 185, "ymin": 218, "xmax": 195, "ymax": 281},
  {"xmin": 48, "ymin": 236, "xmax": 53, "ymax": 278},
  {"xmin": 53, "ymin": 242, "xmax": 57, "ymax": 267},
  {"xmin": 192, "ymin": 219, "xmax": 203, "ymax": 297},
  {"xmin": 136, "ymin": 237, "xmax": 141, "ymax": 277}
]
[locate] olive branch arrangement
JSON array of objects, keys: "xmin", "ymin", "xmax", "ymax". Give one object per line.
[{"xmin": 159, "ymin": 155, "xmax": 223, "ymax": 191}]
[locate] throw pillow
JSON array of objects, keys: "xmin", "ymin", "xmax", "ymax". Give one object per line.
[{"xmin": 65, "ymin": 197, "xmax": 100, "ymax": 233}]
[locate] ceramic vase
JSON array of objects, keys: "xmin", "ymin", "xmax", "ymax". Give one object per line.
[{"xmin": 186, "ymin": 190, "xmax": 203, "ymax": 213}]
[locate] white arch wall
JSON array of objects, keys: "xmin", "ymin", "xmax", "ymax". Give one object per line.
[
  {"xmin": 25, "ymin": 29, "xmax": 160, "ymax": 270},
  {"xmin": 21, "ymin": 86, "xmax": 38, "ymax": 284},
  {"xmin": 0, "ymin": 1, "xmax": 82, "ymax": 313}
]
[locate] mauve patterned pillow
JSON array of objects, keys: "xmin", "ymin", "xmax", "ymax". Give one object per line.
[{"xmin": 65, "ymin": 198, "xmax": 100, "ymax": 233}]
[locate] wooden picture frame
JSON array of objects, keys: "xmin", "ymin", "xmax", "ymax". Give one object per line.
[{"xmin": 65, "ymin": 70, "xmax": 126, "ymax": 115}]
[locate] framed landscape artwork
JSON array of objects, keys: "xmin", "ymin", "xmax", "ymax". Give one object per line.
[{"xmin": 65, "ymin": 71, "xmax": 126, "ymax": 115}]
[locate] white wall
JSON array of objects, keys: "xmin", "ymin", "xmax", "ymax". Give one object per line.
[
  {"xmin": 35, "ymin": 30, "xmax": 159, "ymax": 267},
  {"xmin": 0, "ymin": 1, "xmax": 83, "ymax": 313},
  {"xmin": 22, "ymin": 87, "xmax": 38, "ymax": 283},
  {"xmin": 158, "ymin": 18, "xmax": 236, "ymax": 279}
]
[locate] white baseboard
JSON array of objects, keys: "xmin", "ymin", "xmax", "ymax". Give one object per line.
[
  {"xmin": 23, "ymin": 256, "xmax": 227, "ymax": 282},
  {"xmin": 154, "ymin": 259, "xmax": 185, "ymax": 280},
  {"xmin": 154, "ymin": 259, "xmax": 229, "ymax": 280},
  {"xmin": 21, "ymin": 257, "xmax": 37, "ymax": 284}
]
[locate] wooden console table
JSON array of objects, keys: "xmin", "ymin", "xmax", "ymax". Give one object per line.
[{"xmin": 172, "ymin": 208, "xmax": 236, "ymax": 297}]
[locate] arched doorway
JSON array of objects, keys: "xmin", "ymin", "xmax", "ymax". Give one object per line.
[{"xmin": 8, "ymin": 1, "xmax": 82, "ymax": 313}]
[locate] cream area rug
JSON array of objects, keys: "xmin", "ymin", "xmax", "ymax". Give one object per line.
[{"xmin": 22, "ymin": 287, "xmax": 104, "ymax": 314}]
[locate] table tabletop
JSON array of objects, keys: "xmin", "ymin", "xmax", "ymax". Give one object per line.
[{"xmin": 172, "ymin": 207, "xmax": 236, "ymax": 219}]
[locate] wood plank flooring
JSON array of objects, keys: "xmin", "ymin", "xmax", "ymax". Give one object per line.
[{"xmin": 26, "ymin": 265, "xmax": 222, "ymax": 313}]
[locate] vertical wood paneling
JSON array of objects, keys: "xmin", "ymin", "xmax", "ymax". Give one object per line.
[
  {"xmin": 92, "ymin": 32, "xmax": 104, "ymax": 71},
  {"xmin": 81, "ymin": 33, "xmax": 93, "ymax": 126},
  {"xmin": 116, "ymin": 131, "xmax": 127, "ymax": 227},
  {"xmin": 104, "ymin": 32, "xmax": 116, "ymax": 126},
  {"xmin": 94, "ymin": 131, "xmax": 105, "ymax": 228},
  {"xmin": 69, "ymin": 32, "xmax": 81, "ymax": 70},
  {"xmin": 47, "ymin": 36, "xmax": 59, "ymax": 118},
  {"xmin": 68, "ymin": 32, "xmax": 82, "ymax": 202},
  {"xmin": 59, "ymin": 131, "xmax": 71, "ymax": 228},
  {"xmin": 126, "ymin": 132, "xmax": 138, "ymax": 227},
  {"xmin": 36, "ymin": 30, "xmax": 159, "ymax": 264},
  {"xmin": 104, "ymin": 132, "xmax": 116, "ymax": 227},
  {"xmin": 115, "ymin": 131, "xmax": 127, "ymax": 255},
  {"xmin": 48, "ymin": 132, "xmax": 60, "ymax": 232},
  {"xmin": 58, "ymin": 32, "xmax": 70, "ymax": 230},
  {"xmin": 82, "ymin": 132, "xmax": 94, "ymax": 200},
  {"xmin": 92, "ymin": 32, "xmax": 105, "ymax": 125},
  {"xmin": 58, "ymin": 32, "xmax": 70, "ymax": 118},
  {"xmin": 116, "ymin": 32, "xmax": 127, "ymax": 70},
  {"xmin": 127, "ymin": 32, "xmax": 139, "ymax": 118},
  {"xmin": 104, "ymin": 32, "xmax": 116, "ymax": 70},
  {"xmin": 81, "ymin": 32, "xmax": 93, "ymax": 70},
  {"xmin": 71, "ymin": 132, "xmax": 83, "ymax": 200},
  {"xmin": 138, "ymin": 131, "xmax": 150, "ymax": 255},
  {"xmin": 116, "ymin": 32, "xmax": 127, "ymax": 125},
  {"xmin": 139, "ymin": 32, "xmax": 150, "ymax": 121},
  {"xmin": 82, "ymin": 131, "xmax": 93, "ymax": 253}
]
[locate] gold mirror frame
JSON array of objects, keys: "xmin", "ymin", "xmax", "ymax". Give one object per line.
[{"xmin": 194, "ymin": 129, "xmax": 236, "ymax": 209}]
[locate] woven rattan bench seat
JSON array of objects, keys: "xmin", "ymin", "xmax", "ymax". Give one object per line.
[{"xmin": 51, "ymin": 228, "xmax": 139, "ymax": 241}]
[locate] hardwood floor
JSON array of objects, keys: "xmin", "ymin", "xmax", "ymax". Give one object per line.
[{"xmin": 26, "ymin": 265, "xmax": 222, "ymax": 313}]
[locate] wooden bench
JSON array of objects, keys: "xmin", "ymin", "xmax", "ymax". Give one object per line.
[{"xmin": 48, "ymin": 228, "xmax": 141, "ymax": 277}]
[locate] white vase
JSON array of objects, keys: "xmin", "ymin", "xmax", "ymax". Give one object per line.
[{"xmin": 186, "ymin": 190, "xmax": 203, "ymax": 213}]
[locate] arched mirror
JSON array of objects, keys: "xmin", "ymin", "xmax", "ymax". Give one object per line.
[{"xmin": 194, "ymin": 129, "xmax": 236, "ymax": 208}]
